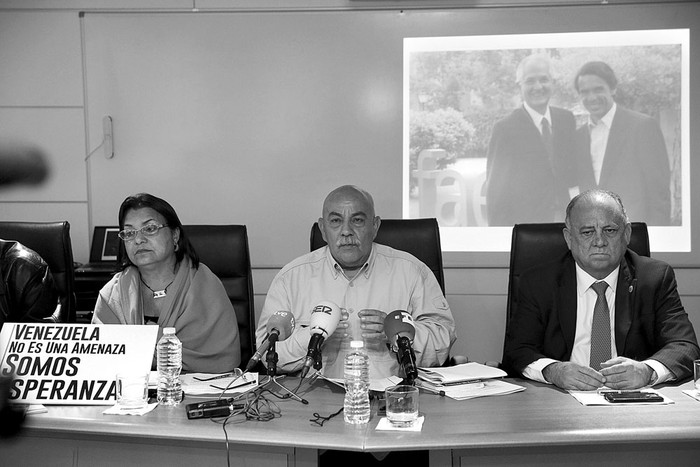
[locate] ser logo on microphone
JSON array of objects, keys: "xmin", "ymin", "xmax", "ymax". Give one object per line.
[
  {"xmin": 394, "ymin": 311, "xmax": 413, "ymax": 326},
  {"xmin": 312, "ymin": 304, "xmax": 334, "ymax": 315}
]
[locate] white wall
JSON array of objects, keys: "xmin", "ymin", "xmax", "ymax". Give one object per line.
[{"xmin": 2, "ymin": 0, "xmax": 699, "ymax": 364}]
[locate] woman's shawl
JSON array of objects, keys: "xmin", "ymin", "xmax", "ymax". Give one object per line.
[{"xmin": 93, "ymin": 257, "xmax": 240, "ymax": 373}]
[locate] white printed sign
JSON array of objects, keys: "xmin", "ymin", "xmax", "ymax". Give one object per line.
[{"xmin": 0, "ymin": 323, "xmax": 158, "ymax": 405}]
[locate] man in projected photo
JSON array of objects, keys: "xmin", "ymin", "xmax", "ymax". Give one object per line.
[
  {"xmin": 503, "ymin": 190, "xmax": 699, "ymax": 390},
  {"xmin": 574, "ymin": 61, "xmax": 671, "ymax": 225},
  {"xmin": 485, "ymin": 53, "xmax": 578, "ymax": 226}
]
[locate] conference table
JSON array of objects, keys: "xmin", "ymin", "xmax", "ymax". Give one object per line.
[{"xmin": 3, "ymin": 377, "xmax": 700, "ymax": 466}]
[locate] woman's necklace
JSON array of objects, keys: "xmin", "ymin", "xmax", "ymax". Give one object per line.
[{"xmin": 139, "ymin": 274, "xmax": 175, "ymax": 299}]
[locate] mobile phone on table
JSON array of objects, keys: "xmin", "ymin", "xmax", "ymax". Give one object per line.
[
  {"xmin": 602, "ymin": 391, "xmax": 664, "ymax": 403},
  {"xmin": 186, "ymin": 398, "xmax": 244, "ymax": 419}
]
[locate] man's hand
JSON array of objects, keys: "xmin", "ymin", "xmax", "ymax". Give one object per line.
[
  {"xmin": 324, "ymin": 308, "xmax": 350, "ymax": 345},
  {"xmin": 599, "ymin": 357, "xmax": 653, "ymax": 389},
  {"xmin": 542, "ymin": 362, "xmax": 606, "ymax": 390},
  {"xmin": 358, "ymin": 309, "xmax": 388, "ymax": 351}
]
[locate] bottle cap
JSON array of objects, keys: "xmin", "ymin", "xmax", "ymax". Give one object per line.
[
  {"xmin": 350, "ymin": 340, "xmax": 363, "ymax": 349},
  {"xmin": 163, "ymin": 327, "xmax": 176, "ymax": 334}
]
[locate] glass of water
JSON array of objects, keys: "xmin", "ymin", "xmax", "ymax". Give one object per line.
[{"xmin": 385, "ymin": 384, "xmax": 419, "ymax": 427}]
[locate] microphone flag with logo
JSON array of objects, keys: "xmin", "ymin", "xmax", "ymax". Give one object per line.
[
  {"xmin": 245, "ymin": 310, "xmax": 295, "ymax": 372},
  {"xmin": 300, "ymin": 301, "xmax": 340, "ymax": 378},
  {"xmin": 384, "ymin": 310, "xmax": 418, "ymax": 384}
]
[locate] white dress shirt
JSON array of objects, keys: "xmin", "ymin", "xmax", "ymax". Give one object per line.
[
  {"xmin": 589, "ymin": 103, "xmax": 617, "ymax": 185},
  {"xmin": 523, "ymin": 102, "xmax": 551, "ymax": 136}
]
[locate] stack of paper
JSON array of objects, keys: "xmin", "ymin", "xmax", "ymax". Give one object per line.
[
  {"xmin": 419, "ymin": 362, "xmax": 507, "ymax": 385},
  {"xmin": 417, "ymin": 363, "xmax": 525, "ymax": 400}
]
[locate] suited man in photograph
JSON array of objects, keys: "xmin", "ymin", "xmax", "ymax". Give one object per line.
[
  {"xmin": 485, "ymin": 53, "xmax": 577, "ymax": 226},
  {"xmin": 503, "ymin": 189, "xmax": 699, "ymax": 390},
  {"xmin": 574, "ymin": 61, "xmax": 671, "ymax": 225}
]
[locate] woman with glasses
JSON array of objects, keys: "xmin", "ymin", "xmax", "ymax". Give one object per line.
[{"xmin": 92, "ymin": 193, "xmax": 240, "ymax": 373}]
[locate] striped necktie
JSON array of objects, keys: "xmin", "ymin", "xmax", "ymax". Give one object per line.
[{"xmin": 589, "ymin": 281, "xmax": 611, "ymax": 370}]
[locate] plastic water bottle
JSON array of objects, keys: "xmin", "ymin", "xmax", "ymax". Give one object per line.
[
  {"xmin": 344, "ymin": 340, "xmax": 370, "ymax": 424},
  {"xmin": 157, "ymin": 327, "xmax": 182, "ymax": 406}
]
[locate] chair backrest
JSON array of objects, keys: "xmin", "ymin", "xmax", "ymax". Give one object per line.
[
  {"xmin": 183, "ymin": 225, "xmax": 255, "ymax": 370},
  {"xmin": 0, "ymin": 221, "xmax": 76, "ymax": 323},
  {"xmin": 309, "ymin": 218, "xmax": 445, "ymax": 294},
  {"xmin": 506, "ymin": 222, "xmax": 650, "ymax": 342}
]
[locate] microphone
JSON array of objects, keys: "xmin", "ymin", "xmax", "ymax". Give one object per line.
[
  {"xmin": 300, "ymin": 301, "xmax": 341, "ymax": 378},
  {"xmin": 0, "ymin": 144, "xmax": 49, "ymax": 187},
  {"xmin": 384, "ymin": 310, "xmax": 418, "ymax": 385},
  {"xmin": 246, "ymin": 310, "xmax": 295, "ymax": 372}
]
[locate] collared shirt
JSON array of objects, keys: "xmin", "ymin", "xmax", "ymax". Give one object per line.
[
  {"xmin": 523, "ymin": 102, "xmax": 551, "ymax": 136},
  {"xmin": 257, "ymin": 243, "xmax": 455, "ymax": 380},
  {"xmin": 570, "ymin": 265, "xmax": 619, "ymax": 366},
  {"xmin": 523, "ymin": 262, "xmax": 671, "ymax": 385},
  {"xmin": 588, "ymin": 102, "xmax": 617, "ymax": 185}
]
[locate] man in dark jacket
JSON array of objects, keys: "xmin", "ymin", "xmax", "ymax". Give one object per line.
[
  {"xmin": 486, "ymin": 53, "xmax": 578, "ymax": 226},
  {"xmin": 0, "ymin": 239, "xmax": 58, "ymax": 329},
  {"xmin": 503, "ymin": 190, "xmax": 699, "ymax": 390},
  {"xmin": 573, "ymin": 61, "xmax": 671, "ymax": 225}
]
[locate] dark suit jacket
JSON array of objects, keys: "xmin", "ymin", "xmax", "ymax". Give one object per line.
[
  {"xmin": 503, "ymin": 250, "xmax": 700, "ymax": 381},
  {"xmin": 0, "ymin": 239, "xmax": 57, "ymax": 328},
  {"xmin": 575, "ymin": 106, "xmax": 671, "ymax": 225},
  {"xmin": 486, "ymin": 106, "xmax": 577, "ymax": 226}
]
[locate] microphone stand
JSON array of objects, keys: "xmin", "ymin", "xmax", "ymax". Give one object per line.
[
  {"xmin": 300, "ymin": 333, "xmax": 325, "ymax": 379},
  {"xmin": 262, "ymin": 339, "xmax": 308, "ymax": 404},
  {"xmin": 396, "ymin": 336, "xmax": 418, "ymax": 386},
  {"xmin": 311, "ymin": 337, "xmax": 324, "ymax": 372}
]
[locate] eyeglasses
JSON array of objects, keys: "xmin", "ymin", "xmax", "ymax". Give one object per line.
[{"xmin": 118, "ymin": 224, "xmax": 169, "ymax": 241}]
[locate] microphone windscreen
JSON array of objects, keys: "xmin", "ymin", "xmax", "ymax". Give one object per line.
[
  {"xmin": 309, "ymin": 301, "xmax": 341, "ymax": 338},
  {"xmin": 384, "ymin": 310, "xmax": 416, "ymax": 343},
  {"xmin": 0, "ymin": 145, "xmax": 49, "ymax": 187},
  {"xmin": 267, "ymin": 310, "xmax": 295, "ymax": 341}
]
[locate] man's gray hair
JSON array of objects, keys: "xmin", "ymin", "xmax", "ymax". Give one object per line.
[
  {"xmin": 515, "ymin": 53, "xmax": 552, "ymax": 85},
  {"xmin": 565, "ymin": 189, "xmax": 629, "ymax": 227},
  {"xmin": 322, "ymin": 185, "xmax": 376, "ymax": 217}
]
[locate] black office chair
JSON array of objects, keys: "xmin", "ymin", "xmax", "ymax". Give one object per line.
[
  {"xmin": 183, "ymin": 225, "xmax": 255, "ymax": 370},
  {"xmin": 309, "ymin": 218, "xmax": 445, "ymax": 295},
  {"xmin": 503, "ymin": 222, "xmax": 650, "ymax": 369},
  {"xmin": 0, "ymin": 221, "xmax": 77, "ymax": 323}
]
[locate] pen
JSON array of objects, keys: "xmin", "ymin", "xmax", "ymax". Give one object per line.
[
  {"xmin": 442, "ymin": 379, "xmax": 483, "ymax": 387},
  {"xmin": 417, "ymin": 384, "xmax": 445, "ymax": 397}
]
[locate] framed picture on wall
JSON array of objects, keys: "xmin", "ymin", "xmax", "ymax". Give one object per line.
[{"xmin": 404, "ymin": 29, "xmax": 689, "ymax": 253}]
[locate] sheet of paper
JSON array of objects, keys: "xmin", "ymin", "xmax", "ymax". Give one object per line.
[
  {"xmin": 319, "ymin": 373, "xmax": 403, "ymax": 392},
  {"xmin": 26, "ymin": 404, "xmax": 48, "ymax": 415},
  {"xmin": 103, "ymin": 402, "xmax": 158, "ymax": 416},
  {"xmin": 568, "ymin": 389, "xmax": 673, "ymax": 406},
  {"xmin": 682, "ymin": 389, "xmax": 700, "ymax": 402}
]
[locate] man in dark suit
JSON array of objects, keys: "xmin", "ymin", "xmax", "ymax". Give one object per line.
[
  {"xmin": 503, "ymin": 189, "xmax": 699, "ymax": 390},
  {"xmin": 486, "ymin": 54, "xmax": 577, "ymax": 226},
  {"xmin": 574, "ymin": 61, "xmax": 671, "ymax": 225}
]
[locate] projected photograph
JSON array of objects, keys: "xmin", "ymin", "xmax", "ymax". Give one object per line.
[{"xmin": 403, "ymin": 30, "xmax": 689, "ymax": 252}]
